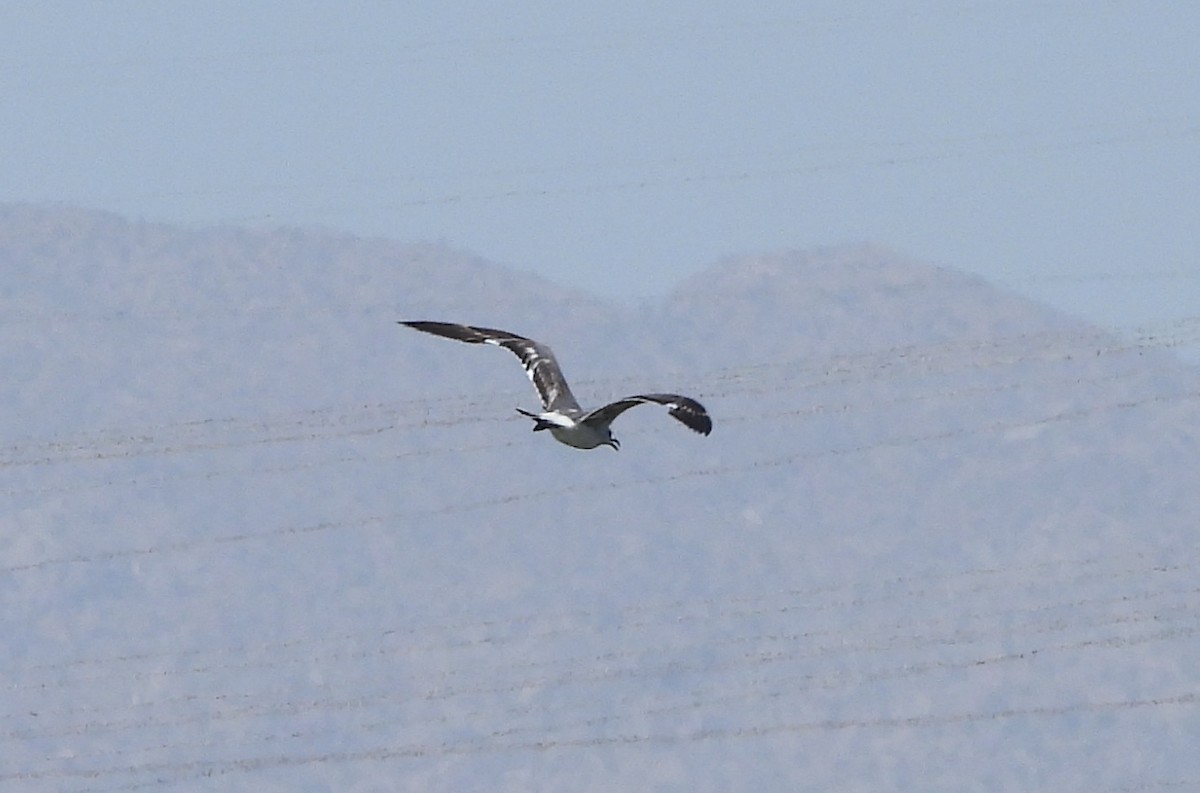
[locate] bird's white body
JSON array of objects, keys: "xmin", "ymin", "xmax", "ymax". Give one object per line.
[
  {"xmin": 519, "ymin": 408, "xmax": 616, "ymax": 449},
  {"xmin": 548, "ymin": 419, "xmax": 610, "ymax": 450}
]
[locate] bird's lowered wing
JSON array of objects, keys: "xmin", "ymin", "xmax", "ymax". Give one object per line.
[{"xmin": 582, "ymin": 393, "xmax": 712, "ymax": 436}]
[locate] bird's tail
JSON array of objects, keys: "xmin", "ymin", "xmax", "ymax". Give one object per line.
[{"xmin": 515, "ymin": 408, "xmax": 554, "ymax": 432}]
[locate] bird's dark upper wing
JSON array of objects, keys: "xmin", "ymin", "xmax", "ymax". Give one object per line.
[
  {"xmin": 399, "ymin": 321, "xmax": 581, "ymax": 411},
  {"xmin": 582, "ymin": 393, "xmax": 712, "ymax": 436}
]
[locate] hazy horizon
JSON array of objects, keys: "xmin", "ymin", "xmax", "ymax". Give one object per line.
[{"xmin": 3, "ymin": 1, "xmax": 1198, "ymax": 330}]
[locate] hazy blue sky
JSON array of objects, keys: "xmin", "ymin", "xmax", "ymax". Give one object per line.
[{"xmin": 3, "ymin": 1, "xmax": 1198, "ymax": 333}]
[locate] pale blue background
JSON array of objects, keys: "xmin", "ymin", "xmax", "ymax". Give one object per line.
[{"xmin": 3, "ymin": 1, "xmax": 1197, "ymax": 329}]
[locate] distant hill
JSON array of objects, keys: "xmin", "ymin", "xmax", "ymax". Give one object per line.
[{"xmin": 3, "ymin": 203, "xmax": 1198, "ymax": 792}]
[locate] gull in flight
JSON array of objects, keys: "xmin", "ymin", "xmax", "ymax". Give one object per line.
[{"xmin": 400, "ymin": 321, "xmax": 712, "ymax": 450}]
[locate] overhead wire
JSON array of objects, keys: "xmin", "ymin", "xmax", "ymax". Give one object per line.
[
  {"xmin": 3, "ymin": 312, "xmax": 1198, "ymax": 475},
  {"xmin": 4, "ymin": 379, "xmax": 1199, "ymax": 579},
  {"xmin": 4, "ymin": 546, "xmax": 1190, "ymax": 696},
  {"xmin": 2, "ymin": 547, "xmax": 1196, "ymax": 787}
]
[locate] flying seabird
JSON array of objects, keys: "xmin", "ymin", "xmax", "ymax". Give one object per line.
[{"xmin": 399, "ymin": 321, "xmax": 712, "ymax": 450}]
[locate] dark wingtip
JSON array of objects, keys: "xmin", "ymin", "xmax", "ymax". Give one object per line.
[{"xmin": 667, "ymin": 398, "xmax": 712, "ymax": 436}]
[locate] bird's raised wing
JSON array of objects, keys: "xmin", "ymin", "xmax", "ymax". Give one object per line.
[
  {"xmin": 582, "ymin": 393, "xmax": 712, "ymax": 436},
  {"xmin": 399, "ymin": 321, "xmax": 581, "ymax": 412}
]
